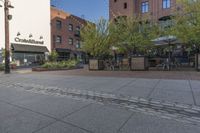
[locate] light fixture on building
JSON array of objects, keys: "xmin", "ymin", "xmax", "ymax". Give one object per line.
[
  {"xmin": 29, "ymin": 34, "xmax": 33, "ymax": 38},
  {"xmin": 7, "ymin": 14, "xmax": 12, "ymax": 20},
  {"xmin": 17, "ymin": 32, "xmax": 21, "ymax": 36},
  {"xmin": 39, "ymin": 36, "xmax": 43, "ymax": 39},
  {"xmin": 7, "ymin": 1, "xmax": 14, "ymax": 8}
]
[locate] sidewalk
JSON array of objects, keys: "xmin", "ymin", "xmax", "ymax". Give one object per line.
[
  {"xmin": 0, "ymin": 72, "xmax": 200, "ymax": 133},
  {"xmin": 39, "ymin": 69, "xmax": 200, "ymax": 80}
]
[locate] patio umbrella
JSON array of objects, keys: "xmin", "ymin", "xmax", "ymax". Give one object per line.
[
  {"xmin": 152, "ymin": 35, "xmax": 179, "ymax": 46},
  {"xmin": 152, "ymin": 35, "xmax": 180, "ymax": 70}
]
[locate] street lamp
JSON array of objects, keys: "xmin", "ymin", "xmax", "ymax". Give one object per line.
[{"xmin": 0, "ymin": 0, "xmax": 14, "ymax": 74}]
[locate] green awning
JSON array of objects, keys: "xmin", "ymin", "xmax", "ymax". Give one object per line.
[{"xmin": 12, "ymin": 43, "xmax": 49, "ymax": 53}]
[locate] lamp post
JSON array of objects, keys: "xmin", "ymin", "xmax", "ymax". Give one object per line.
[{"xmin": 0, "ymin": 0, "xmax": 14, "ymax": 74}]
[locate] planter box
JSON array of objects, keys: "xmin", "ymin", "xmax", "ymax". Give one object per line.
[
  {"xmin": 11, "ymin": 64, "xmax": 17, "ymax": 69},
  {"xmin": 89, "ymin": 59, "xmax": 104, "ymax": 70},
  {"xmin": 131, "ymin": 56, "xmax": 148, "ymax": 71},
  {"xmin": 120, "ymin": 58, "xmax": 130, "ymax": 70},
  {"xmin": 32, "ymin": 67, "xmax": 78, "ymax": 72}
]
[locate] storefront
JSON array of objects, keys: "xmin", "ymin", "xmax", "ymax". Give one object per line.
[
  {"xmin": 11, "ymin": 43, "xmax": 48, "ymax": 66},
  {"xmin": 0, "ymin": 0, "xmax": 51, "ymax": 65},
  {"xmin": 56, "ymin": 48, "xmax": 71, "ymax": 61}
]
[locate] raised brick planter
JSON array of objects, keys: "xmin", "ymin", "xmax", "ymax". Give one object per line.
[{"xmin": 32, "ymin": 67, "xmax": 80, "ymax": 72}]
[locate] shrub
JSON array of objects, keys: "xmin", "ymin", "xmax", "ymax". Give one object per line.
[
  {"xmin": 49, "ymin": 50, "xmax": 58, "ymax": 62},
  {"xmin": 41, "ymin": 60, "xmax": 79, "ymax": 69}
]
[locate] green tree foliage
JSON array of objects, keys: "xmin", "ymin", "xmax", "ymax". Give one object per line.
[
  {"xmin": 49, "ymin": 50, "xmax": 58, "ymax": 62},
  {"xmin": 109, "ymin": 16, "xmax": 158, "ymax": 57},
  {"xmin": 173, "ymin": 0, "xmax": 200, "ymax": 51},
  {"xmin": 81, "ymin": 16, "xmax": 159, "ymax": 59},
  {"xmin": 81, "ymin": 18, "xmax": 112, "ymax": 58}
]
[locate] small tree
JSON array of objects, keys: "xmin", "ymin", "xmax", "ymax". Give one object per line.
[
  {"xmin": 81, "ymin": 18, "xmax": 112, "ymax": 59},
  {"xmin": 110, "ymin": 16, "xmax": 158, "ymax": 57},
  {"xmin": 49, "ymin": 50, "xmax": 58, "ymax": 62}
]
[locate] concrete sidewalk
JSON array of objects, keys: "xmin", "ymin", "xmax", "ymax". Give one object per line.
[{"xmin": 0, "ymin": 73, "xmax": 200, "ymax": 133}]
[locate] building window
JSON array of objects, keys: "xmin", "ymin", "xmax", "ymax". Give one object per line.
[
  {"xmin": 76, "ymin": 26, "xmax": 80, "ymax": 31},
  {"xmin": 75, "ymin": 26, "xmax": 81, "ymax": 36},
  {"xmin": 68, "ymin": 24, "xmax": 73, "ymax": 31},
  {"xmin": 124, "ymin": 3, "xmax": 127, "ymax": 9},
  {"xmin": 141, "ymin": 1, "xmax": 149, "ymax": 13},
  {"xmin": 56, "ymin": 36, "xmax": 62, "ymax": 44},
  {"xmin": 76, "ymin": 40, "xmax": 81, "ymax": 48},
  {"xmin": 68, "ymin": 38, "xmax": 73, "ymax": 45},
  {"xmin": 56, "ymin": 20, "xmax": 62, "ymax": 30},
  {"xmin": 163, "ymin": 0, "xmax": 171, "ymax": 9}
]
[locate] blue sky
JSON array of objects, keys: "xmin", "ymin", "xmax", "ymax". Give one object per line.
[{"xmin": 51, "ymin": 0, "xmax": 109, "ymax": 22}]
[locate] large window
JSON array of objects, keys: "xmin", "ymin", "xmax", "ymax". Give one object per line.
[
  {"xmin": 163, "ymin": 0, "xmax": 171, "ymax": 9},
  {"xmin": 56, "ymin": 20, "xmax": 62, "ymax": 30},
  {"xmin": 141, "ymin": 1, "xmax": 149, "ymax": 13}
]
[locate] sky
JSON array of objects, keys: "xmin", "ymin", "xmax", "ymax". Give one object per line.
[{"xmin": 51, "ymin": 0, "xmax": 109, "ymax": 22}]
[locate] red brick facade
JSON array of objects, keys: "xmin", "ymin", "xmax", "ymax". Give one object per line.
[
  {"xmin": 109, "ymin": 0, "xmax": 177, "ymax": 21},
  {"xmin": 51, "ymin": 7, "xmax": 87, "ymax": 60}
]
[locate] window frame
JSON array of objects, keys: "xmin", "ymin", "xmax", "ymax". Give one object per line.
[
  {"xmin": 141, "ymin": 1, "xmax": 149, "ymax": 13},
  {"xmin": 68, "ymin": 38, "xmax": 73, "ymax": 45},
  {"xmin": 162, "ymin": 0, "xmax": 171, "ymax": 9},
  {"xmin": 68, "ymin": 24, "xmax": 73, "ymax": 31},
  {"xmin": 76, "ymin": 40, "xmax": 81, "ymax": 48},
  {"xmin": 56, "ymin": 35, "xmax": 62, "ymax": 44},
  {"xmin": 56, "ymin": 20, "xmax": 62, "ymax": 30}
]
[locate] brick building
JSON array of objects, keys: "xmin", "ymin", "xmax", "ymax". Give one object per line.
[
  {"xmin": 51, "ymin": 7, "xmax": 88, "ymax": 61},
  {"xmin": 109, "ymin": 0, "xmax": 178, "ymax": 23}
]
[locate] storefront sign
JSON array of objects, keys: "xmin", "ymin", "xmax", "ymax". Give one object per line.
[{"xmin": 15, "ymin": 37, "xmax": 44, "ymax": 45}]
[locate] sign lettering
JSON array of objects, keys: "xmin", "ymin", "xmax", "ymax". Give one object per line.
[{"xmin": 14, "ymin": 37, "xmax": 44, "ymax": 45}]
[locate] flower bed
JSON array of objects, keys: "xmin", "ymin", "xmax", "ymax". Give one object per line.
[{"xmin": 32, "ymin": 60, "xmax": 80, "ymax": 72}]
